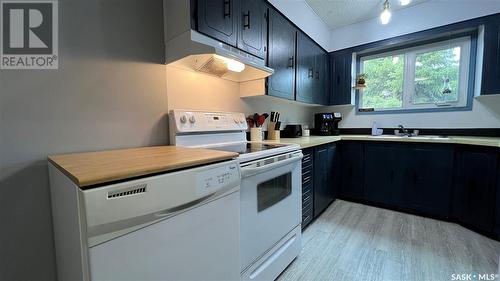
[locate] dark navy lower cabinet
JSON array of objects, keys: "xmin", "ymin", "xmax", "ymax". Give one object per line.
[
  {"xmin": 363, "ymin": 143, "xmax": 454, "ymax": 216},
  {"xmin": 495, "ymin": 153, "xmax": 500, "ymax": 239},
  {"xmin": 313, "ymin": 143, "xmax": 337, "ymax": 217},
  {"xmin": 454, "ymin": 146, "xmax": 498, "ymax": 233},
  {"xmin": 301, "ymin": 148, "xmax": 314, "ymax": 229},
  {"xmin": 364, "ymin": 143, "xmax": 406, "ymax": 208},
  {"xmin": 339, "ymin": 142, "xmax": 364, "ymax": 200},
  {"xmin": 405, "ymin": 144, "xmax": 454, "ymax": 218},
  {"xmin": 302, "ymin": 139, "xmax": 500, "ymax": 240},
  {"xmin": 301, "ymin": 144, "xmax": 339, "ymax": 228}
]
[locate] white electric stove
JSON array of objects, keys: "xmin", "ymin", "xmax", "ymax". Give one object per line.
[
  {"xmin": 170, "ymin": 110, "xmax": 303, "ymax": 281},
  {"xmin": 169, "ymin": 110, "xmax": 300, "ymax": 163}
]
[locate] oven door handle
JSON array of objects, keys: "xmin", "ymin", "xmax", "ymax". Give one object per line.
[{"xmin": 240, "ymin": 152, "xmax": 303, "ymax": 177}]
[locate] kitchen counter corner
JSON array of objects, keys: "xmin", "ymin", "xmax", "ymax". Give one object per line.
[{"xmin": 48, "ymin": 146, "xmax": 239, "ymax": 188}]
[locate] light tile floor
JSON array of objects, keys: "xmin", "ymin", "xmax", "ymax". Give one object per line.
[{"xmin": 278, "ymin": 200, "xmax": 500, "ymax": 281}]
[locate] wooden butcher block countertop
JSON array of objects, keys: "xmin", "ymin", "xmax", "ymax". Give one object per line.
[{"xmin": 48, "ymin": 146, "xmax": 239, "ymax": 188}]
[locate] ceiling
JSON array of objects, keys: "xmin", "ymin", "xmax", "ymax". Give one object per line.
[{"xmin": 305, "ymin": 0, "xmax": 432, "ymax": 29}]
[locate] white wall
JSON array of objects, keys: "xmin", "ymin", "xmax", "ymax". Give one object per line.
[
  {"xmin": 166, "ymin": 66, "xmax": 315, "ymax": 132},
  {"xmin": 268, "ymin": 0, "xmax": 331, "ymax": 50},
  {"xmin": 0, "ymin": 1, "xmax": 167, "ymax": 280},
  {"xmin": 329, "ymin": 0, "xmax": 500, "ymax": 51},
  {"xmin": 316, "ymin": 96, "xmax": 500, "ymax": 128}
]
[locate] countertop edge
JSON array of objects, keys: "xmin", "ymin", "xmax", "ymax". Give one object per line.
[
  {"xmin": 48, "ymin": 147, "xmax": 238, "ymax": 188},
  {"xmin": 78, "ymin": 155, "xmax": 237, "ymax": 188},
  {"xmin": 265, "ymin": 135, "xmax": 500, "ymax": 149}
]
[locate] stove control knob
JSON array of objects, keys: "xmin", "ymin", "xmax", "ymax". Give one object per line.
[
  {"xmin": 189, "ymin": 115, "xmax": 196, "ymax": 124},
  {"xmin": 239, "ymin": 117, "xmax": 246, "ymax": 124},
  {"xmin": 233, "ymin": 116, "xmax": 239, "ymax": 124},
  {"xmin": 180, "ymin": 115, "xmax": 188, "ymax": 124}
]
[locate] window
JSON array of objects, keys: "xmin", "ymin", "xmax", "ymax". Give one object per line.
[{"xmin": 358, "ymin": 36, "xmax": 473, "ymax": 113}]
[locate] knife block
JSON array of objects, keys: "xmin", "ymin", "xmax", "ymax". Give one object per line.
[{"xmin": 267, "ymin": 122, "xmax": 280, "ymax": 140}]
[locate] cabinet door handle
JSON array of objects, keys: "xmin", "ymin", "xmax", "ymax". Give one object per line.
[
  {"xmin": 337, "ymin": 75, "xmax": 340, "ymax": 85},
  {"xmin": 308, "ymin": 68, "xmax": 313, "ymax": 78},
  {"xmin": 315, "ymin": 71, "xmax": 319, "ymax": 80},
  {"xmin": 243, "ymin": 10, "xmax": 251, "ymax": 29},
  {"xmin": 288, "ymin": 56, "xmax": 294, "ymax": 69},
  {"xmin": 223, "ymin": 0, "xmax": 231, "ymax": 18}
]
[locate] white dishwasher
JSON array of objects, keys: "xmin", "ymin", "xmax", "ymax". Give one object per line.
[{"xmin": 49, "ymin": 159, "xmax": 241, "ymax": 281}]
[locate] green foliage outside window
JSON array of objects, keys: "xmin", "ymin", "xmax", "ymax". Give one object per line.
[
  {"xmin": 414, "ymin": 47, "xmax": 460, "ymax": 104},
  {"xmin": 361, "ymin": 47, "xmax": 461, "ymax": 110},
  {"xmin": 362, "ymin": 55, "xmax": 404, "ymax": 109}
]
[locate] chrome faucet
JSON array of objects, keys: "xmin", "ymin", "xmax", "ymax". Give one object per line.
[{"xmin": 398, "ymin": 125, "xmax": 411, "ymax": 136}]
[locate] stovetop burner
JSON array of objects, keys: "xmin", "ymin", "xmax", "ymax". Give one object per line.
[{"xmin": 209, "ymin": 142, "xmax": 287, "ymax": 154}]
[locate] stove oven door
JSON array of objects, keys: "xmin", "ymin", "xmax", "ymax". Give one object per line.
[{"xmin": 239, "ymin": 151, "xmax": 303, "ymax": 272}]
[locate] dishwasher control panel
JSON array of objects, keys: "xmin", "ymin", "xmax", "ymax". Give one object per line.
[{"xmin": 195, "ymin": 163, "xmax": 240, "ymax": 196}]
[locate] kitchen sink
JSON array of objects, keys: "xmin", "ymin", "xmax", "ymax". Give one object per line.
[
  {"xmin": 417, "ymin": 135, "xmax": 450, "ymax": 139},
  {"xmin": 369, "ymin": 135, "xmax": 410, "ymax": 138},
  {"xmin": 369, "ymin": 135, "xmax": 451, "ymax": 140}
]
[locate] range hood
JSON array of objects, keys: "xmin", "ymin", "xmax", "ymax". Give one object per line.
[{"xmin": 163, "ymin": 1, "xmax": 274, "ymax": 83}]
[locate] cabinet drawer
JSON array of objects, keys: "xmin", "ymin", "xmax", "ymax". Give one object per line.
[
  {"xmin": 302, "ymin": 168, "xmax": 313, "ymax": 185},
  {"xmin": 302, "ymin": 204, "xmax": 313, "ymax": 228},
  {"xmin": 302, "ymin": 152, "xmax": 313, "ymax": 167},
  {"xmin": 302, "ymin": 215, "xmax": 312, "ymax": 229},
  {"xmin": 302, "ymin": 183, "xmax": 312, "ymax": 197},
  {"xmin": 302, "ymin": 191, "xmax": 312, "ymax": 207}
]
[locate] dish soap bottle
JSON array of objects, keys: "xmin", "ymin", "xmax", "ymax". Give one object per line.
[
  {"xmin": 371, "ymin": 121, "xmax": 378, "ymax": 136},
  {"xmin": 371, "ymin": 121, "xmax": 383, "ymax": 136}
]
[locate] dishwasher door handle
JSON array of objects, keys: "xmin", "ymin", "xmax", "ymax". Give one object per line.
[
  {"xmin": 154, "ymin": 192, "xmax": 217, "ymax": 218},
  {"xmin": 240, "ymin": 152, "xmax": 303, "ymax": 177},
  {"xmin": 87, "ymin": 187, "xmax": 233, "ymax": 240}
]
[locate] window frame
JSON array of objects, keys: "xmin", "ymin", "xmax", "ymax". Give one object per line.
[{"xmin": 355, "ymin": 31, "xmax": 478, "ymax": 115}]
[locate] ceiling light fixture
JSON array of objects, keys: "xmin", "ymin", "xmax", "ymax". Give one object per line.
[
  {"xmin": 380, "ymin": 0, "xmax": 392, "ymax": 25},
  {"xmin": 400, "ymin": 0, "xmax": 411, "ymax": 5}
]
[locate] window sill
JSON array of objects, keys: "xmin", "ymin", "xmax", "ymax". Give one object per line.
[{"xmin": 355, "ymin": 105, "xmax": 472, "ymax": 115}]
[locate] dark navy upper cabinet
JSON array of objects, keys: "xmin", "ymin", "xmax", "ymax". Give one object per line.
[
  {"xmin": 237, "ymin": 0, "xmax": 267, "ymax": 59},
  {"xmin": 482, "ymin": 15, "xmax": 500, "ymax": 95},
  {"xmin": 197, "ymin": 0, "xmax": 239, "ymax": 47},
  {"xmin": 405, "ymin": 145, "xmax": 454, "ymax": 218},
  {"xmin": 313, "ymin": 45, "xmax": 328, "ymax": 105},
  {"xmin": 454, "ymin": 146, "xmax": 498, "ymax": 233},
  {"xmin": 313, "ymin": 143, "xmax": 337, "ymax": 217},
  {"xmin": 296, "ymin": 32, "xmax": 316, "ymax": 104},
  {"xmin": 339, "ymin": 142, "xmax": 364, "ymax": 200},
  {"xmin": 330, "ymin": 51, "xmax": 352, "ymax": 105},
  {"xmin": 364, "ymin": 143, "xmax": 406, "ymax": 208},
  {"xmin": 295, "ymin": 32, "xmax": 329, "ymax": 105},
  {"xmin": 266, "ymin": 8, "xmax": 297, "ymax": 100}
]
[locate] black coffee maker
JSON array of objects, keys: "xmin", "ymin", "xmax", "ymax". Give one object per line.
[{"xmin": 313, "ymin": 113, "xmax": 342, "ymax": 136}]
